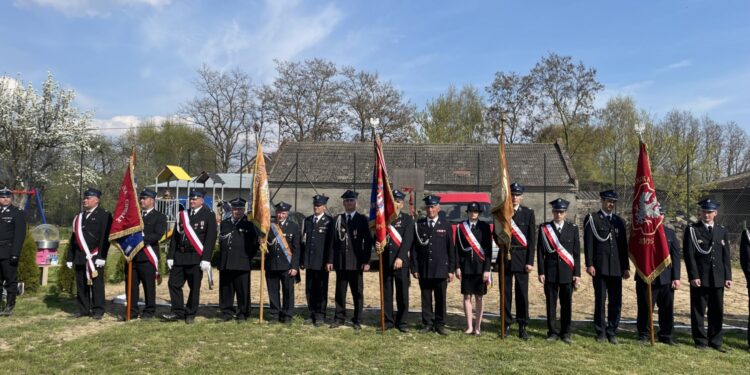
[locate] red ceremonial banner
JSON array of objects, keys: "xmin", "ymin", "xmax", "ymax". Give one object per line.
[
  {"xmin": 629, "ymin": 141, "xmax": 671, "ymax": 284},
  {"xmin": 369, "ymin": 136, "xmax": 398, "ymax": 250}
]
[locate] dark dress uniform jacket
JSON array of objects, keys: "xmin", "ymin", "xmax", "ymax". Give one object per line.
[
  {"xmin": 266, "ymin": 220, "xmax": 301, "ymax": 271},
  {"xmin": 329, "ymin": 212, "xmax": 372, "ymax": 271},
  {"xmin": 135, "ymin": 209, "xmax": 167, "ymax": 263},
  {"xmin": 584, "ymin": 211, "xmax": 629, "ymax": 276},
  {"xmin": 509, "ymin": 206, "xmax": 536, "ymax": 272},
  {"xmin": 684, "ymin": 223, "xmax": 731, "ymax": 288},
  {"xmin": 0, "ymin": 205, "xmax": 26, "ymax": 259},
  {"xmin": 218, "ymin": 216, "xmax": 258, "ymax": 271},
  {"xmin": 168, "ymin": 205, "xmax": 217, "ymax": 266},
  {"xmin": 741, "ymin": 229, "xmax": 750, "ymax": 286},
  {"xmin": 411, "ymin": 217, "xmax": 455, "ymax": 279},
  {"xmin": 301, "ymin": 214, "xmax": 333, "ymax": 271},
  {"xmin": 637, "ymin": 226, "xmax": 681, "ymax": 286},
  {"xmin": 537, "ymin": 221, "xmax": 581, "ymax": 284},
  {"xmin": 455, "ymin": 220, "xmax": 492, "ymax": 275},
  {"xmin": 384, "ymin": 213, "xmax": 414, "ymax": 268},
  {"xmin": 67, "ymin": 207, "xmax": 113, "ymax": 265}
]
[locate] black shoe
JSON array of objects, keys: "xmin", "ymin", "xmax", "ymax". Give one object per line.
[
  {"xmin": 304, "ymin": 318, "xmax": 314, "ymax": 325},
  {"xmin": 519, "ymin": 327, "xmax": 529, "ymax": 341},
  {"xmin": 161, "ymin": 313, "xmax": 181, "ymax": 322},
  {"xmin": 435, "ymin": 326, "xmax": 447, "ymax": 335},
  {"xmin": 397, "ymin": 325, "xmax": 408, "ymax": 333},
  {"xmin": 185, "ymin": 316, "xmax": 195, "ymax": 325},
  {"xmin": 92, "ymin": 314, "xmax": 103, "ymax": 321},
  {"xmin": 546, "ymin": 334, "xmax": 559, "ymax": 342},
  {"xmin": 659, "ymin": 338, "xmax": 676, "ymax": 346},
  {"xmin": 220, "ymin": 315, "xmax": 233, "ymax": 322},
  {"xmin": 353, "ymin": 323, "xmax": 362, "ymax": 330},
  {"xmin": 314, "ymin": 321, "xmax": 324, "ymax": 327},
  {"xmin": 596, "ymin": 335, "xmax": 606, "ymax": 343},
  {"xmin": 281, "ymin": 318, "xmax": 292, "ymax": 325},
  {"xmin": 236, "ymin": 318, "xmax": 248, "ymax": 324},
  {"xmin": 0, "ymin": 308, "xmax": 14, "ymax": 317},
  {"xmin": 710, "ymin": 345, "xmax": 727, "ymax": 353},
  {"xmin": 420, "ymin": 326, "xmax": 433, "ymax": 334},
  {"xmin": 141, "ymin": 314, "xmax": 155, "ymax": 320},
  {"xmin": 561, "ymin": 335, "xmax": 573, "ymax": 344},
  {"xmin": 70, "ymin": 312, "xmax": 88, "ymax": 319},
  {"xmin": 608, "ymin": 336, "xmax": 618, "ymax": 345},
  {"xmin": 329, "ymin": 320, "xmax": 344, "ymax": 329},
  {"xmin": 695, "ymin": 344, "xmax": 708, "ymax": 350},
  {"xmin": 638, "ymin": 336, "xmax": 650, "ymax": 344}
]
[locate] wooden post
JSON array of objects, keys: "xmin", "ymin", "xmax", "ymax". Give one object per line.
[
  {"xmin": 259, "ymin": 251, "xmax": 265, "ymax": 323},
  {"xmin": 379, "ymin": 252, "xmax": 385, "ymax": 332},
  {"xmin": 648, "ymin": 283, "xmax": 655, "ymax": 345},
  {"xmin": 500, "ymin": 246, "xmax": 506, "ymax": 339},
  {"xmin": 126, "ymin": 260, "xmax": 133, "ymax": 322}
]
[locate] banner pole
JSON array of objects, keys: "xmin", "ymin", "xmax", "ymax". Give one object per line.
[
  {"xmin": 379, "ymin": 252, "xmax": 385, "ymax": 332},
  {"xmin": 259, "ymin": 251, "xmax": 265, "ymax": 323},
  {"xmin": 648, "ymin": 283, "xmax": 655, "ymax": 345},
  {"xmin": 126, "ymin": 260, "xmax": 133, "ymax": 322},
  {"xmin": 500, "ymin": 246, "xmax": 506, "ymax": 339}
]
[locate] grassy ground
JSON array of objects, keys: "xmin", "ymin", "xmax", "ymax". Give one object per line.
[{"xmin": 0, "ymin": 289, "xmax": 748, "ymax": 375}]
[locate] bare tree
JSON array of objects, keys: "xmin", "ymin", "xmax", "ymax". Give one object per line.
[
  {"xmin": 530, "ymin": 53, "xmax": 603, "ymax": 157},
  {"xmin": 269, "ymin": 59, "xmax": 343, "ymax": 142},
  {"xmin": 181, "ymin": 65, "xmax": 254, "ymax": 172},
  {"xmin": 722, "ymin": 121, "xmax": 747, "ymax": 176},
  {"xmin": 485, "ymin": 71, "xmax": 540, "ymax": 143},
  {"xmin": 339, "ymin": 66, "xmax": 416, "ymax": 142}
]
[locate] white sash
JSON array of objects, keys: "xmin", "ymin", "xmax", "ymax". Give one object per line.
[
  {"xmin": 459, "ymin": 221, "xmax": 485, "ymax": 261},
  {"xmin": 73, "ymin": 213, "xmax": 99, "ymax": 283},
  {"xmin": 510, "ymin": 219, "xmax": 527, "ymax": 247},
  {"xmin": 143, "ymin": 244, "xmax": 160, "ymax": 280},
  {"xmin": 387, "ymin": 224, "xmax": 402, "ymax": 248},
  {"xmin": 179, "ymin": 210, "xmax": 204, "ymax": 256},
  {"xmin": 541, "ymin": 224, "xmax": 574, "ymax": 270}
]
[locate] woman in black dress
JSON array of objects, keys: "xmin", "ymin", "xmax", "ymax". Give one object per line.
[{"xmin": 455, "ymin": 202, "xmax": 493, "ymax": 336}]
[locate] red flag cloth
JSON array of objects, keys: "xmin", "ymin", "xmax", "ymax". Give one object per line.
[
  {"xmin": 369, "ymin": 136, "xmax": 398, "ymax": 253},
  {"xmin": 629, "ymin": 141, "xmax": 671, "ymax": 284},
  {"xmin": 491, "ymin": 128, "xmax": 513, "ymax": 258},
  {"xmin": 109, "ymin": 151, "xmax": 145, "ymax": 261}
]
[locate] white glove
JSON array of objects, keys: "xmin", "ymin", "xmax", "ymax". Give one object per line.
[
  {"xmin": 200, "ymin": 260, "xmax": 211, "ymax": 272},
  {"xmin": 167, "ymin": 259, "xmax": 174, "ymax": 270},
  {"xmin": 95, "ymin": 259, "xmax": 106, "ymax": 268},
  {"xmin": 66, "ymin": 262, "xmax": 73, "ymax": 269}
]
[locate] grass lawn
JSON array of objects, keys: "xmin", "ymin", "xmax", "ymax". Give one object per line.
[{"xmin": 0, "ymin": 288, "xmax": 748, "ymax": 375}]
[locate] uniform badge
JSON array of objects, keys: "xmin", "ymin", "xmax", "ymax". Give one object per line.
[
  {"xmin": 353, "ymin": 229, "xmax": 358, "ymax": 238},
  {"xmin": 697, "ymin": 239, "xmax": 703, "ymax": 244},
  {"xmin": 721, "ymin": 240, "xmax": 726, "ymax": 246}
]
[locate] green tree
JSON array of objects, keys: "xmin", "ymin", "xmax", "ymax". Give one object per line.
[
  {"xmin": 17, "ymin": 232, "xmax": 40, "ymax": 294},
  {"xmin": 416, "ymin": 85, "xmax": 487, "ymax": 143},
  {"xmin": 56, "ymin": 243, "xmax": 75, "ymax": 295}
]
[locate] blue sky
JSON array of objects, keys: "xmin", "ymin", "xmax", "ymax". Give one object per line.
[{"xmin": 2, "ymin": 0, "xmax": 749, "ymax": 138}]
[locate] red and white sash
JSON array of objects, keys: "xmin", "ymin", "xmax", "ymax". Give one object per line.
[
  {"xmin": 179, "ymin": 210, "xmax": 204, "ymax": 256},
  {"xmin": 459, "ymin": 221, "xmax": 485, "ymax": 261},
  {"xmin": 143, "ymin": 244, "xmax": 160, "ymax": 281},
  {"xmin": 73, "ymin": 213, "xmax": 99, "ymax": 283},
  {"xmin": 387, "ymin": 225, "xmax": 402, "ymax": 248},
  {"xmin": 510, "ymin": 219, "xmax": 527, "ymax": 248},
  {"xmin": 541, "ymin": 224, "xmax": 574, "ymax": 270}
]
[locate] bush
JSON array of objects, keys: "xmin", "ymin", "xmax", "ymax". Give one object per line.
[
  {"xmin": 110, "ymin": 250, "xmax": 128, "ymax": 284},
  {"xmin": 17, "ymin": 231, "xmax": 40, "ymax": 293},
  {"xmin": 56, "ymin": 243, "xmax": 75, "ymax": 295}
]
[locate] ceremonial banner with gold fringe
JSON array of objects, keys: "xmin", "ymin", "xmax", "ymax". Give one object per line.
[
  {"xmin": 250, "ymin": 140, "xmax": 271, "ymax": 254},
  {"xmin": 629, "ymin": 141, "xmax": 671, "ymax": 284},
  {"xmin": 369, "ymin": 135, "xmax": 398, "ymax": 253},
  {"xmin": 491, "ymin": 127, "xmax": 513, "ymax": 259},
  {"xmin": 108, "ymin": 150, "xmax": 144, "ymax": 261}
]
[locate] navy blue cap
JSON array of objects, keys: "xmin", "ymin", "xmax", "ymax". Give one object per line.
[
  {"xmin": 423, "ymin": 194, "xmax": 440, "ymax": 206},
  {"xmin": 392, "ymin": 190, "xmax": 406, "ymax": 200},
  {"xmin": 510, "ymin": 182, "xmax": 524, "ymax": 195},
  {"xmin": 139, "ymin": 188, "xmax": 157, "ymax": 198},
  {"xmin": 274, "ymin": 201, "xmax": 292, "ymax": 212},
  {"xmin": 0, "ymin": 187, "xmax": 11, "ymax": 197},
  {"xmin": 188, "ymin": 189, "xmax": 205, "ymax": 198},
  {"xmin": 312, "ymin": 194, "xmax": 329, "ymax": 206},
  {"xmin": 341, "ymin": 190, "xmax": 359, "ymax": 200},
  {"xmin": 83, "ymin": 187, "xmax": 102, "ymax": 198},
  {"xmin": 600, "ymin": 190, "xmax": 618, "ymax": 201},
  {"xmin": 549, "ymin": 198, "xmax": 570, "ymax": 211},
  {"xmin": 230, "ymin": 197, "xmax": 246, "ymax": 208},
  {"xmin": 697, "ymin": 198, "xmax": 720, "ymax": 211},
  {"xmin": 466, "ymin": 202, "xmax": 482, "ymax": 212}
]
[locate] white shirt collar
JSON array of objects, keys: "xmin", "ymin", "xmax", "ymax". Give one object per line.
[
  {"xmin": 191, "ymin": 206, "xmax": 202, "ymax": 214},
  {"xmin": 314, "ymin": 213, "xmax": 324, "ymax": 220},
  {"xmin": 554, "ymin": 221, "xmax": 564, "ymax": 230}
]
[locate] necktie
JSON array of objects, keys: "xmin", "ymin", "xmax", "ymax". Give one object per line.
[
  {"xmin": 708, "ymin": 226, "xmax": 713, "ymax": 236},
  {"xmin": 429, "ymin": 220, "xmax": 434, "ymax": 229},
  {"xmin": 470, "ymin": 223, "xmax": 475, "ymax": 230},
  {"xmin": 313, "ymin": 217, "xmax": 318, "ymax": 225},
  {"xmin": 347, "ymin": 214, "xmax": 352, "ymax": 225}
]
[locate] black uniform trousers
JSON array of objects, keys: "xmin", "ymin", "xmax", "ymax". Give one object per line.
[
  {"xmin": 334, "ymin": 270, "xmax": 364, "ymax": 324},
  {"xmin": 383, "ymin": 267, "xmax": 410, "ymax": 328},
  {"xmin": 636, "ymin": 282, "xmax": 674, "ymax": 340},
  {"xmin": 74, "ymin": 265, "xmax": 105, "ymax": 316},
  {"xmin": 305, "ymin": 269, "xmax": 329, "ymax": 322},
  {"xmin": 168, "ymin": 264, "xmax": 202, "ymax": 318},
  {"xmin": 266, "ymin": 270, "xmax": 295, "ymax": 321},
  {"xmin": 126, "ymin": 261, "xmax": 157, "ymax": 318},
  {"xmin": 0, "ymin": 259, "xmax": 18, "ymax": 295},
  {"xmin": 503, "ymin": 269, "xmax": 529, "ymax": 327},
  {"xmin": 419, "ymin": 278, "xmax": 447, "ymax": 328},
  {"xmin": 219, "ymin": 270, "xmax": 250, "ymax": 319},
  {"xmin": 593, "ymin": 275, "xmax": 622, "ymax": 338},
  {"xmin": 544, "ymin": 282, "xmax": 573, "ymax": 337},
  {"xmin": 690, "ymin": 286, "xmax": 725, "ymax": 347}
]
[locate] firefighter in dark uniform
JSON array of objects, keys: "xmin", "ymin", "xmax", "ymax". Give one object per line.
[
  {"xmin": 584, "ymin": 189, "xmax": 630, "ymax": 344},
  {"xmin": 411, "ymin": 194, "xmax": 455, "ymax": 335},
  {"xmin": 455, "ymin": 202, "xmax": 492, "ymax": 336},
  {"xmin": 741, "ymin": 219, "xmax": 750, "ymax": 352},
  {"xmin": 0, "ymin": 187, "xmax": 27, "ymax": 317},
  {"xmin": 537, "ymin": 198, "xmax": 580, "ymax": 343},
  {"xmin": 301, "ymin": 194, "xmax": 333, "ymax": 326},
  {"xmin": 66, "ymin": 188, "xmax": 113, "ymax": 320},
  {"xmin": 328, "ymin": 190, "xmax": 372, "ymax": 330},
  {"xmin": 374, "ymin": 189, "xmax": 414, "ymax": 332},
  {"xmin": 636, "ymin": 211, "xmax": 681, "ymax": 345},
  {"xmin": 684, "ymin": 198, "xmax": 732, "ymax": 352},
  {"xmin": 217, "ymin": 198, "xmax": 258, "ymax": 322},
  {"xmin": 164, "ymin": 189, "xmax": 217, "ymax": 324},
  {"xmin": 501, "ymin": 182, "xmax": 536, "ymax": 340},
  {"xmin": 266, "ymin": 201, "xmax": 301, "ymax": 324},
  {"xmin": 124, "ymin": 188, "xmax": 167, "ymax": 320}
]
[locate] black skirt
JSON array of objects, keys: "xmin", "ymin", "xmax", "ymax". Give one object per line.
[{"xmin": 461, "ymin": 273, "xmax": 487, "ymax": 295}]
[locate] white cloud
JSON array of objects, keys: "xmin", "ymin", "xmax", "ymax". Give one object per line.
[
  {"xmin": 91, "ymin": 115, "xmax": 167, "ymax": 137},
  {"xmin": 674, "ymin": 96, "xmax": 731, "ymax": 113},
  {"xmin": 595, "ymin": 80, "xmax": 654, "ymax": 107},
  {"xmin": 659, "ymin": 59, "xmax": 693, "ymax": 72},
  {"xmin": 13, "ymin": 0, "xmax": 171, "ymax": 17}
]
